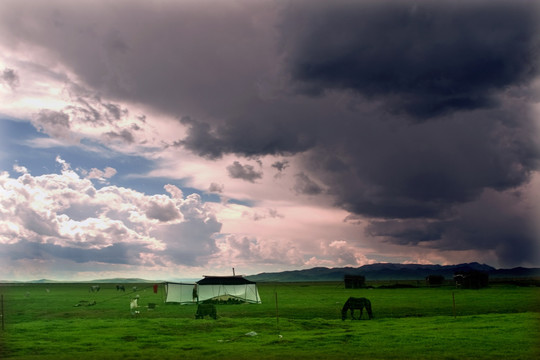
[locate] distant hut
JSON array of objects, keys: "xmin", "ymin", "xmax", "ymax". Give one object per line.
[
  {"xmin": 454, "ymin": 271, "xmax": 489, "ymax": 289},
  {"xmin": 344, "ymin": 275, "xmax": 366, "ymax": 289},
  {"xmin": 425, "ymin": 275, "xmax": 445, "ymax": 287}
]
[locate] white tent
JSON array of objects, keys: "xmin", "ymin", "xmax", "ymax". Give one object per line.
[
  {"xmin": 196, "ymin": 276, "xmax": 261, "ymax": 304},
  {"xmin": 164, "ymin": 282, "xmax": 197, "ymax": 304}
]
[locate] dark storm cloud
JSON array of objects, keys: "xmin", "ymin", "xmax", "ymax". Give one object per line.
[
  {"xmin": 365, "ymin": 189, "xmax": 540, "ymax": 267},
  {"xmin": 272, "ymin": 160, "xmax": 289, "ymax": 172},
  {"xmin": 176, "ymin": 117, "xmax": 225, "ymax": 159},
  {"xmin": 2, "ymin": 0, "xmax": 538, "ymax": 266},
  {"xmin": 281, "ymin": 0, "xmax": 540, "ymax": 118},
  {"xmin": 2, "ymin": 239, "xmax": 142, "ymax": 265},
  {"xmin": 366, "ymin": 219, "xmax": 447, "ymax": 245},
  {"xmin": 32, "ymin": 109, "xmax": 71, "ymax": 140},
  {"xmin": 293, "ymin": 172, "xmax": 324, "ymax": 195},
  {"xmin": 227, "ymin": 161, "xmax": 263, "ymax": 183},
  {"xmin": 104, "ymin": 129, "xmax": 134, "ymax": 144},
  {"xmin": 103, "ymin": 103, "xmax": 123, "ymax": 120},
  {"xmin": 178, "ymin": 108, "xmax": 317, "ymax": 160},
  {"xmin": 208, "ymin": 183, "xmax": 224, "ymax": 194},
  {"xmin": 273, "ymin": 1, "xmax": 539, "ymax": 266},
  {"xmin": 1, "ymin": 67, "xmax": 19, "ymax": 89},
  {"xmin": 0, "ymin": 0, "xmax": 278, "ymax": 119},
  {"xmin": 66, "ymin": 85, "xmax": 130, "ymax": 125},
  {"xmin": 304, "ymin": 103, "xmax": 539, "ymax": 220}
]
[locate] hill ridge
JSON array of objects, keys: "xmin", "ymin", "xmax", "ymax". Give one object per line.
[{"xmin": 245, "ymin": 262, "xmax": 540, "ymax": 282}]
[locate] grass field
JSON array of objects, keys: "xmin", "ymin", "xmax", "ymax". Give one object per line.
[{"xmin": 0, "ymin": 282, "xmax": 539, "ymax": 359}]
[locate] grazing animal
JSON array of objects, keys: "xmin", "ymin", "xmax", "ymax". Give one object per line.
[
  {"xmin": 89, "ymin": 285, "xmax": 100, "ymax": 292},
  {"xmin": 116, "ymin": 285, "xmax": 125, "ymax": 292},
  {"xmin": 341, "ymin": 297, "xmax": 373, "ymax": 320},
  {"xmin": 195, "ymin": 304, "xmax": 217, "ymax": 319},
  {"xmin": 130, "ymin": 298, "xmax": 139, "ymax": 315},
  {"xmin": 74, "ymin": 300, "xmax": 96, "ymax": 307}
]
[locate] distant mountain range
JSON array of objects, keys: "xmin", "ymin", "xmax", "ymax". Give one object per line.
[
  {"xmin": 245, "ymin": 262, "xmax": 540, "ymax": 282},
  {"xmin": 2, "ymin": 263, "xmax": 539, "ymax": 284},
  {"xmin": 0, "ymin": 278, "xmax": 160, "ymax": 284}
]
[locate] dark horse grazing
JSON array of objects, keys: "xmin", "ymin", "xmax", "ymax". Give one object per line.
[
  {"xmin": 341, "ymin": 297, "xmax": 373, "ymax": 320},
  {"xmin": 195, "ymin": 304, "xmax": 217, "ymax": 319}
]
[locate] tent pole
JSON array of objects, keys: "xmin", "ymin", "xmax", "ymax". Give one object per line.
[
  {"xmin": 1, "ymin": 294, "xmax": 4, "ymax": 331},
  {"xmin": 275, "ymin": 291, "xmax": 279, "ymax": 332}
]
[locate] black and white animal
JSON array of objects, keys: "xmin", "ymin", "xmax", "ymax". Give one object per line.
[
  {"xmin": 341, "ymin": 297, "xmax": 373, "ymax": 320},
  {"xmin": 195, "ymin": 304, "xmax": 217, "ymax": 319},
  {"xmin": 116, "ymin": 285, "xmax": 125, "ymax": 292},
  {"xmin": 89, "ymin": 285, "xmax": 100, "ymax": 292}
]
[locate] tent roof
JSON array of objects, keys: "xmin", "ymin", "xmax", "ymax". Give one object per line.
[{"xmin": 197, "ymin": 276, "xmax": 256, "ymax": 285}]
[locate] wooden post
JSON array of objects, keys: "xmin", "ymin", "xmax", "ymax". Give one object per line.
[
  {"xmin": 275, "ymin": 291, "xmax": 279, "ymax": 331},
  {"xmin": 452, "ymin": 292, "xmax": 456, "ymax": 319}
]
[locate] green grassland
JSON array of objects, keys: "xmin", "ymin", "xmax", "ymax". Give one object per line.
[{"xmin": 0, "ymin": 282, "xmax": 539, "ymax": 359}]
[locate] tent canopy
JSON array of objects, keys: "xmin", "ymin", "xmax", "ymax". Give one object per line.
[
  {"xmin": 164, "ymin": 282, "xmax": 197, "ymax": 304},
  {"xmin": 196, "ymin": 276, "xmax": 261, "ymax": 304},
  {"xmin": 197, "ymin": 276, "xmax": 256, "ymax": 285},
  {"xmin": 164, "ymin": 276, "xmax": 262, "ymax": 304}
]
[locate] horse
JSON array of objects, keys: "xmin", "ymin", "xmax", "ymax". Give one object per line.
[
  {"xmin": 195, "ymin": 304, "xmax": 217, "ymax": 319},
  {"xmin": 341, "ymin": 297, "xmax": 373, "ymax": 320},
  {"xmin": 89, "ymin": 285, "xmax": 100, "ymax": 293}
]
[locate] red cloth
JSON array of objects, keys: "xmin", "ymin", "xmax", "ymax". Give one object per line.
[{"xmin": 153, "ymin": 284, "xmax": 158, "ymax": 293}]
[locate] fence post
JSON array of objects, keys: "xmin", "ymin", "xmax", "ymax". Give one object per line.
[
  {"xmin": 452, "ymin": 292, "xmax": 456, "ymax": 319},
  {"xmin": 1, "ymin": 294, "xmax": 4, "ymax": 331},
  {"xmin": 275, "ymin": 291, "xmax": 279, "ymax": 332}
]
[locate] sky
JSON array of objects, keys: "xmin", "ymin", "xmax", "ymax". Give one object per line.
[{"xmin": 1, "ymin": 0, "xmax": 539, "ymax": 281}]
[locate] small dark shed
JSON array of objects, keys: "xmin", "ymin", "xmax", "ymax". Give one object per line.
[
  {"xmin": 425, "ymin": 275, "xmax": 445, "ymax": 286},
  {"xmin": 454, "ymin": 271, "xmax": 489, "ymax": 289},
  {"xmin": 344, "ymin": 275, "xmax": 366, "ymax": 289}
]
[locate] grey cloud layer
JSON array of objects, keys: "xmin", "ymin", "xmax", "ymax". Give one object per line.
[
  {"xmin": 282, "ymin": 0, "xmax": 539, "ymax": 118},
  {"xmin": 3, "ymin": 240, "xmax": 143, "ymax": 265},
  {"xmin": 1, "ymin": 0, "xmax": 539, "ymax": 266},
  {"xmin": 227, "ymin": 161, "xmax": 263, "ymax": 183},
  {"xmin": 1, "ymin": 67, "xmax": 19, "ymax": 89}
]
